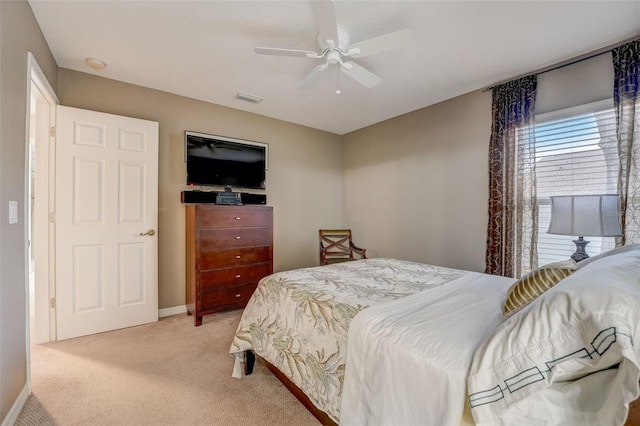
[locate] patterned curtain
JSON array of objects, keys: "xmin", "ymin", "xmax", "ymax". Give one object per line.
[
  {"xmin": 485, "ymin": 76, "xmax": 538, "ymax": 277},
  {"xmin": 612, "ymin": 40, "xmax": 640, "ymax": 245}
]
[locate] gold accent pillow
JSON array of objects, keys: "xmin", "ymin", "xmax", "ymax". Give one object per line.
[{"xmin": 503, "ymin": 259, "xmax": 578, "ymax": 316}]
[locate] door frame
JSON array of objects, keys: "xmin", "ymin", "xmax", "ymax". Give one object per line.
[{"xmin": 25, "ymin": 52, "xmax": 59, "ymax": 364}]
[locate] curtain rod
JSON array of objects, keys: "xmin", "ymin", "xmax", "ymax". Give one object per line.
[{"xmin": 482, "ymin": 35, "xmax": 640, "ymax": 92}]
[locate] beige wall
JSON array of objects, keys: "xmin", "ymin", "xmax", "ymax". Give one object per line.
[
  {"xmin": 0, "ymin": 0, "xmax": 58, "ymax": 421},
  {"xmin": 342, "ymin": 90, "xmax": 492, "ymax": 272},
  {"xmin": 58, "ymin": 69, "xmax": 343, "ymax": 309}
]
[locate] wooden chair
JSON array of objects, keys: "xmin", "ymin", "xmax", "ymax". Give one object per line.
[{"xmin": 319, "ymin": 229, "xmax": 367, "ymax": 265}]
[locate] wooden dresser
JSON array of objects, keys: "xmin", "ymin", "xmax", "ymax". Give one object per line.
[{"xmin": 185, "ymin": 204, "xmax": 273, "ymax": 326}]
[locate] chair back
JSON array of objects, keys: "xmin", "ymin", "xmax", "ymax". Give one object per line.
[
  {"xmin": 320, "ymin": 229, "xmax": 353, "ymax": 260},
  {"xmin": 319, "ymin": 229, "xmax": 367, "ymax": 265}
]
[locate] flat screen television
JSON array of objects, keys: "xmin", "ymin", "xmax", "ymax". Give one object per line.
[{"xmin": 185, "ymin": 131, "xmax": 267, "ymax": 190}]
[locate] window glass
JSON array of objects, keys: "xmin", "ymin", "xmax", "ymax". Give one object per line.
[{"xmin": 535, "ymin": 100, "xmax": 618, "ymax": 264}]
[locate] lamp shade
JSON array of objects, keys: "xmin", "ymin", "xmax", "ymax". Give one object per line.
[{"xmin": 548, "ymin": 194, "xmax": 622, "ymax": 237}]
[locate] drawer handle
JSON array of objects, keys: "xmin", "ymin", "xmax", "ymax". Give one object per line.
[
  {"xmin": 235, "ymin": 255, "xmax": 241, "ymax": 259},
  {"xmin": 235, "ymin": 274, "xmax": 241, "ymax": 278},
  {"xmin": 235, "ymin": 294, "xmax": 241, "ymax": 298},
  {"xmin": 234, "ymin": 236, "xmax": 241, "ymax": 240},
  {"xmin": 235, "ymin": 217, "xmax": 241, "ymax": 220}
]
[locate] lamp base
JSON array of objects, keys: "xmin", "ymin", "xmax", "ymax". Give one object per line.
[{"xmin": 571, "ymin": 236, "xmax": 590, "ymax": 262}]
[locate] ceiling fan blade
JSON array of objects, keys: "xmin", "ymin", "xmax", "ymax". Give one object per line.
[
  {"xmin": 300, "ymin": 64, "xmax": 329, "ymax": 89},
  {"xmin": 254, "ymin": 47, "xmax": 317, "ymax": 58},
  {"xmin": 340, "ymin": 61, "xmax": 381, "ymax": 88},
  {"xmin": 310, "ymin": 0, "xmax": 339, "ymax": 46},
  {"xmin": 348, "ymin": 29, "xmax": 410, "ymax": 58}
]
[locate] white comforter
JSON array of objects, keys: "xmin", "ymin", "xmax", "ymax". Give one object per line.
[{"xmin": 340, "ymin": 271, "xmax": 515, "ymax": 426}]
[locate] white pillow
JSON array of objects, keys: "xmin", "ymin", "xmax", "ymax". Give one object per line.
[
  {"xmin": 468, "ymin": 248, "xmax": 640, "ymax": 425},
  {"xmin": 576, "ymin": 243, "xmax": 640, "ymax": 269}
]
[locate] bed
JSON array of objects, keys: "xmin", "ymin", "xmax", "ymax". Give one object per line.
[{"xmin": 229, "ymin": 245, "xmax": 640, "ymax": 425}]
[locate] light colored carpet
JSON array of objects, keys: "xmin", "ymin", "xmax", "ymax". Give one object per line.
[{"xmin": 18, "ymin": 310, "xmax": 319, "ymax": 425}]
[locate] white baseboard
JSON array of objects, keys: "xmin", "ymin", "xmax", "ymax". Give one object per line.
[
  {"xmin": 1, "ymin": 382, "xmax": 30, "ymax": 426},
  {"xmin": 158, "ymin": 305, "xmax": 187, "ymax": 318}
]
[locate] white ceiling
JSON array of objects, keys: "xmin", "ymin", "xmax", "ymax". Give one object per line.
[{"xmin": 29, "ymin": 1, "xmax": 640, "ymax": 135}]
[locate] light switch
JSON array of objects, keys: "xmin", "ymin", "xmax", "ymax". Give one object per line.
[{"xmin": 9, "ymin": 201, "xmax": 18, "ymax": 224}]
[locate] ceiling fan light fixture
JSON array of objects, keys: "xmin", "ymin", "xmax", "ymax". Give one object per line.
[
  {"xmin": 235, "ymin": 92, "xmax": 263, "ymax": 103},
  {"xmin": 327, "ymin": 50, "xmax": 341, "ymax": 64}
]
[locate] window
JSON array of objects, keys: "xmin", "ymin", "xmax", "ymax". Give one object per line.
[{"xmin": 534, "ymin": 100, "xmax": 618, "ymax": 264}]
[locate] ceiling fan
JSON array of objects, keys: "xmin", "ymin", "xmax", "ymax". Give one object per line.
[{"xmin": 254, "ymin": 0, "xmax": 409, "ymax": 91}]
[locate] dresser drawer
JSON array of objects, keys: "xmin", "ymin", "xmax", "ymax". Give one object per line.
[
  {"xmin": 197, "ymin": 205, "xmax": 270, "ymax": 229},
  {"xmin": 199, "ymin": 246, "xmax": 270, "ymax": 270},
  {"xmin": 199, "ymin": 263, "xmax": 270, "ymax": 291},
  {"xmin": 200, "ymin": 283, "xmax": 257, "ymax": 311},
  {"xmin": 186, "ymin": 204, "xmax": 272, "ymax": 326},
  {"xmin": 200, "ymin": 228, "xmax": 271, "ymax": 250}
]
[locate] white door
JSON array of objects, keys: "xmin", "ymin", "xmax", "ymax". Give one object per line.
[{"xmin": 55, "ymin": 106, "xmax": 159, "ymax": 340}]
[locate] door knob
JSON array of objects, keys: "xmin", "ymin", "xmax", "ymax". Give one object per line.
[{"xmin": 139, "ymin": 229, "xmax": 156, "ymax": 236}]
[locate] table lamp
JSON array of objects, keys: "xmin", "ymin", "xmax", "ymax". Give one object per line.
[{"xmin": 547, "ymin": 194, "xmax": 623, "ymax": 262}]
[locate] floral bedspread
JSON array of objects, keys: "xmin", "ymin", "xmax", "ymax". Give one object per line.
[{"xmin": 229, "ymin": 257, "xmax": 469, "ymax": 423}]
